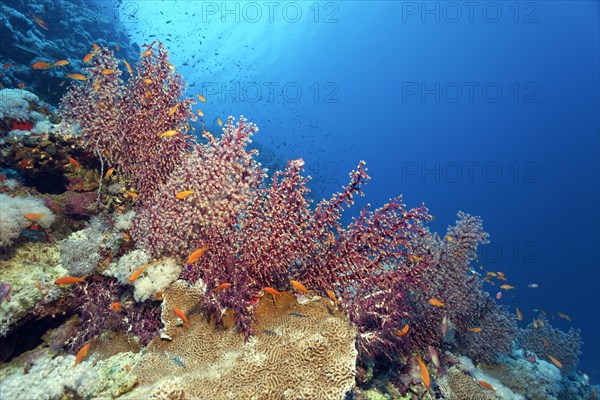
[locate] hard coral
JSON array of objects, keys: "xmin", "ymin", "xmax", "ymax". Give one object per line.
[{"xmin": 128, "ymin": 286, "xmax": 357, "ymax": 400}]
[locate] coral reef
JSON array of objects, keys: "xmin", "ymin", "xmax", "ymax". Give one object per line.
[
  {"xmin": 0, "ymin": 193, "xmax": 55, "ymax": 248},
  {"xmin": 437, "ymin": 367, "xmax": 497, "ymax": 400},
  {"xmin": 0, "ymin": 0, "xmax": 138, "ymax": 104}
]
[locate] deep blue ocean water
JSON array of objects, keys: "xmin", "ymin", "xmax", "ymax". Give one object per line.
[{"xmin": 117, "ymin": 0, "xmax": 599, "ymax": 382}]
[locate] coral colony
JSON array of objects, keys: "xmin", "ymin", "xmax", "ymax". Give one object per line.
[{"xmin": 0, "ymin": 41, "xmax": 595, "ymax": 399}]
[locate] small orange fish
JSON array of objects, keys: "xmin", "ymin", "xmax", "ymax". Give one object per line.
[
  {"xmin": 467, "ymin": 327, "xmax": 481, "ymax": 333},
  {"xmin": 55, "ymin": 276, "xmax": 86, "ymax": 285},
  {"xmin": 24, "ymin": 213, "xmax": 44, "ymax": 220},
  {"xmin": 32, "ymin": 61, "xmax": 53, "ymax": 70},
  {"xmin": 415, "ymin": 355, "xmax": 430, "ymax": 389},
  {"xmin": 326, "ymin": 289, "xmax": 337, "ymax": 301},
  {"xmin": 516, "ymin": 306, "xmax": 523, "ymax": 321},
  {"xmin": 168, "ymin": 103, "xmax": 180, "ymax": 116},
  {"xmin": 497, "ymin": 271, "xmax": 505, "ymax": 276},
  {"xmin": 17, "ymin": 83, "xmax": 25, "ymax": 89},
  {"xmin": 73, "ymin": 343, "xmax": 90, "ymax": 367},
  {"xmin": 214, "ymin": 282, "xmax": 232, "ymax": 291},
  {"xmin": 101, "ymin": 68, "xmax": 115, "ymax": 75},
  {"xmin": 445, "ymin": 234, "xmax": 453, "ymax": 242},
  {"xmin": 3, "ymin": 63, "xmax": 12, "ymax": 69},
  {"xmin": 547, "ymin": 355, "xmax": 562, "ymax": 368},
  {"xmin": 533, "ymin": 320, "xmax": 539, "ymax": 329},
  {"xmin": 143, "ymin": 78, "xmax": 153, "ymax": 84},
  {"xmin": 497, "ymin": 276, "xmax": 508, "ymax": 281},
  {"xmin": 543, "ymin": 338, "xmax": 551, "ymax": 348},
  {"xmin": 393, "ymin": 324, "xmax": 410, "ymax": 337},
  {"xmin": 67, "ymin": 73, "xmax": 87, "ymax": 81},
  {"xmin": 217, "ymin": 117, "xmax": 223, "ymax": 127},
  {"xmin": 428, "ymin": 298, "xmax": 445, "ymax": 307},
  {"xmin": 196, "ymin": 109, "xmax": 204, "ymax": 117},
  {"xmin": 92, "ymin": 43, "xmax": 100, "ymax": 52},
  {"xmin": 176, "ymin": 190, "xmax": 194, "ymax": 199},
  {"xmin": 173, "ymin": 306, "xmax": 190, "ymax": 328},
  {"xmin": 539, "ymin": 319, "xmax": 545, "ymax": 327},
  {"xmin": 144, "ymin": 90, "xmax": 152, "ymax": 99},
  {"xmin": 159, "ymin": 130, "xmax": 178, "ymax": 138},
  {"xmin": 197, "ymin": 94, "xmax": 206, "ymax": 102},
  {"xmin": 155, "ymin": 290, "xmax": 164, "ymax": 300},
  {"xmin": 54, "ymin": 60, "xmax": 69, "ymax": 66},
  {"xmin": 141, "ymin": 49, "xmax": 152, "ymax": 57},
  {"xmin": 83, "ymin": 53, "xmax": 94, "ymax": 63},
  {"xmin": 104, "ymin": 167, "xmax": 114, "ymax": 180},
  {"xmin": 123, "ymin": 59, "xmax": 133, "ymax": 75},
  {"xmin": 557, "ymin": 312, "xmax": 572, "ymax": 321},
  {"xmin": 500, "ymin": 284, "xmax": 514, "ymax": 290},
  {"xmin": 187, "ymin": 247, "xmax": 208, "ymax": 264},
  {"xmin": 33, "ymin": 15, "xmax": 48, "ymax": 30},
  {"xmin": 478, "ymin": 381, "xmax": 495, "ymax": 391},
  {"xmin": 128, "ymin": 265, "xmax": 147, "ymax": 282},
  {"xmin": 408, "ymin": 255, "xmax": 423, "ymax": 262},
  {"xmin": 110, "ymin": 302, "xmax": 122, "ymax": 311},
  {"xmin": 126, "ymin": 191, "xmax": 138, "ymax": 199},
  {"xmin": 68, "ymin": 157, "xmax": 81, "ymax": 168},
  {"xmin": 264, "ymin": 287, "xmax": 282, "ymax": 296},
  {"xmin": 290, "ymin": 280, "xmax": 308, "ymax": 294},
  {"xmin": 487, "ymin": 272, "xmax": 498, "ymax": 277}
]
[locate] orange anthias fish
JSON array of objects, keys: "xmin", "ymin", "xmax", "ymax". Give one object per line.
[
  {"xmin": 445, "ymin": 234, "xmax": 453, "ymax": 242},
  {"xmin": 126, "ymin": 191, "xmax": 139, "ymax": 199},
  {"xmin": 196, "ymin": 109, "xmax": 204, "ymax": 117},
  {"xmin": 217, "ymin": 117, "xmax": 223, "ymax": 127},
  {"xmin": 187, "ymin": 246, "xmax": 208, "ymax": 264},
  {"xmin": 68, "ymin": 157, "xmax": 81, "ymax": 168},
  {"xmin": 557, "ymin": 312, "xmax": 572, "ymax": 321},
  {"xmin": 516, "ymin": 306, "xmax": 523, "ymax": 321},
  {"xmin": 32, "ymin": 61, "xmax": 53, "ymax": 69},
  {"xmin": 543, "ymin": 338, "xmax": 551, "ymax": 348},
  {"xmin": 54, "ymin": 60, "xmax": 69, "ymax": 66},
  {"xmin": 173, "ymin": 306, "xmax": 190, "ymax": 328},
  {"xmin": 533, "ymin": 320, "xmax": 539, "ymax": 329},
  {"xmin": 197, "ymin": 94, "xmax": 206, "ymax": 102},
  {"xmin": 101, "ymin": 68, "xmax": 115, "ymax": 75},
  {"xmin": 500, "ymin": 284, "xmax": 515, "ymax": 290},
  {"xmin": 73, "ymin": 343, "xmax": 90, "ymax": 367},
  {"xmin": 264, "ymin": 287, "xmax": 282, "ymax": 296},
  {"xmin": 159, "ymin": 130, "xmax": 178, "ymax": 138},
  {"xmin": 428, "ymin": 345, "xmax": 441, "ymax": 370},
  {"xmin": 478, "ymin": 381, "xmax": 495, "ymax": 391},
  {"xmin": 83, "ymin": 53, "xmax": 94, "ymax": 63},
  {"xmin": 168, "ymin": 103, "xmax": 180, "ymax": 116},
  {"xmin": 92, "ymin": 43, "xmax": 100, "ymax": 52},
  {"xmin": 547, "ymin": 355, "xmax": 563, "ymax": 368},
  {"xmin": 104, "ymin": 167, "xmax": 115, "ymax": 180},
  {"xmin": 55, "ymin": 276, "xmax": 86, "ymax": 285},
  {"xmin": 141, "ymin": 49, "xmax": 152, "ymax": 57},
  {"xmin": 214, "ymin": 282, "xmax": 232, "ymax": 291},
  {"xmin": 393, "ymin": 324, "xmax": 410, "ymax": 337},
  {"xmin": 67, "ymin": 73, "xmax": 87, "ymax": 81},
  {"xmin": 428, "ymin": 298, "xmax": 445, "ymax": 307},
  {"xmin": 128, "ymin": 265, "xmax": 148, "ymax": 282},
  {"xmin": 415, "ymin": 355, "xmax": 431, "ymax": 389},
  {"xmin": 123, "ymin": 59, "xmax": 133, "ymax": 75},
  {"xmin": 467, "ymin": 327, "xmax": 481, "ymax": 332},
  {"xmin": 24, "ymin": 213, "xmax": 44, "ymax": 220},
  {"xmin": 33, "ymin": 15, "xmax": 48, "ymax": 30},
  {"xmin": 143, "ymin": 78, "xmax": 153, "ymax": 84},
  {"xmin": 290, "ymin": 280, "xmax": 308, "ymax": 294},
  {"xmin": 110, "ymin": 302, "xmax": 122, "ymax": 311},
  {"xmin": 326, "ymin": 289, "xmax": 337, "ymax": 302},
  {"xmin": 176, "ymin": 190, "xmax": 194, "ymax": 199}
]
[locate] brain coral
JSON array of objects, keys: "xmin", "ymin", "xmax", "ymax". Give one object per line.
[
  {"xmin": 437, "ymin": 367, "xmax": 497, "ymax": 400},
  {"xmin": 128, "ymin": 283, "xmax": 357, "ymax": 400}
]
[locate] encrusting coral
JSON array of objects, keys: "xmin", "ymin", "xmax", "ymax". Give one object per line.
[{"xmin": 127, "ymin": 282, "xmax": 357, "ymax": 400}]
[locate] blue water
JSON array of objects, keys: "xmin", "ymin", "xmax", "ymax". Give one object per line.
[{"xmin": 114, "ymin": 0, "xmax": 600, "ymax": 382}]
